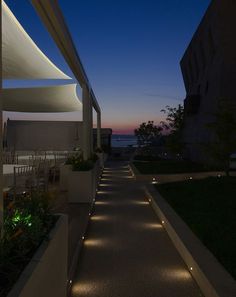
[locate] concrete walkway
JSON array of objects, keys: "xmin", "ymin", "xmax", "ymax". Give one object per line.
[{"xmin": 71, "ymin": 162, "xmax": 203, "ymax": 297}]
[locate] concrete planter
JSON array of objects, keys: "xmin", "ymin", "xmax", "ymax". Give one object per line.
[
  {"xmin": 103, "ymin": 153, "xmax": 108, "ymax": 163},
  {"xmin": 8, "ymin": 215, "xmax": 68, "ymax": 297},
  {"xmin": 68, "ymin": 168, "xmax": 95, "ymax": 203},
  {"xmin": 94, "ymin": 160, "xmax": 102, "ymax": 187},
  {"xmin": 96, "ymin": 153, "xmax": 104, "ymax": 167},
  {"xmin": 60, "ymin": 164, "xmax": 72, "ymax": 191},
  {"xmin": 145, "ymin": 185, "xmax": 236, "ymax": 297},
  {"xmin": 129, "ymin": 163, "xmax": 225, "ymax": 183}
]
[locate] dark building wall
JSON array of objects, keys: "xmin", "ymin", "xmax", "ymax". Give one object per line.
[{"xmin": 180, "ymin": 0, "xmax": 236, "ymax": 161}]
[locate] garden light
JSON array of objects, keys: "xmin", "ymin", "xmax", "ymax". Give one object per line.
[{"xmin": 152, "ymin": 177, "xmax": 158, "ymax": 184}]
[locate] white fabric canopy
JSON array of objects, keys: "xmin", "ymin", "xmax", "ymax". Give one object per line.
[
  {"xmin": 2, "ymin": 1, "xmax": 70, "ymax": 79},
  {"xmin": 2, "ymin": 84, "xmax": 82, "ymax": 112}
]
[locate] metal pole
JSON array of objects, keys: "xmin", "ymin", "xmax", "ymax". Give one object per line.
[
  {"xmin": 97, "ymin": 112, "xmax": 102, "ymax": 149},
  {"xmin": 89, "ymin": 93, "xmax": 93, "ymax": 154},
  {"xmin": 82, "ymin": 85, "xmax": 92, "ymax": 160},
  {"xmin": 0, "ymin": 1, "xmax": 3, "ymax": 235}
]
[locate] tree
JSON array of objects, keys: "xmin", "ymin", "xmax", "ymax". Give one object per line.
[
  {"xmin": 160, "ymin": 104, "xmax": 184, "ymax": 154},
  {"xmin": 205, "ymin": 99, "xmax": 236, "ymax": 176},
  {"xmin": 134, "ymin": 121, "xmax": 162, "ymax": 147}
]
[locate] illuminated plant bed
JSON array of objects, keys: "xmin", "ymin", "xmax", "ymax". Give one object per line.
[
  {"xmin": 156, "ymin": 176, "xmax": 236, "ymax": 280},
  {"xmin": 0, "ymin": 194, "xmax": 68, "ymax": 297}
]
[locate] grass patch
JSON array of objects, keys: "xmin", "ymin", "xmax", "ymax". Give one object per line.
[
  {"xmin": 156, "ymin": 177, "xmax": 236, "ymax": 279},
  {"xmin": 133, "ymin": 160, "xmax": 221, "ymax": 174}
]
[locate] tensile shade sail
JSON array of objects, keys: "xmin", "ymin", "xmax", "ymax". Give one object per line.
[
  {"xmin": 2, "ymin": 0, "xmax": 70, "ymax": 79},
  {"xmin": 2, "ymin": 84, "xmax": 82, "ymax": 112}
]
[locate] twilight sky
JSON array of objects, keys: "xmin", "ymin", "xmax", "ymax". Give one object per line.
[{"xmin": 4, "ymin": 0, "xmax": 211, "ymax": 134}]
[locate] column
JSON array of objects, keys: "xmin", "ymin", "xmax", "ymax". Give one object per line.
[
  {"xmin": 97, "ymin": 111, "xmax": 101, "ymax": 149},
  {"xmin": 0, "ymin": 2, "xmax": 3, "ymax": 234},
  {"xmin": 89, "ymin": 94, "xmax": 93, "ymax": 154},
  {"xmin": 82, "ymin": 84, "xmax": 92, "ymax": 160}
]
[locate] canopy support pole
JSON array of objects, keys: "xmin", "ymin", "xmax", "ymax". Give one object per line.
[
  {"xmin": 97, "ymin": 111, "xmax": 102, "ymax": 149},
  {"xmin": 0, "ymin": 2, "xmax": 3, "ymax": 235},
  {"xmin": 82, "ymin": 85, "xmax": 92, "ymax": 160}
]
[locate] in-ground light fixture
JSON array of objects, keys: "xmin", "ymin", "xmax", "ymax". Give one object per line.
[{"xmin": 152, "ymin": 177, "xmax": 158, "ymax": 184}]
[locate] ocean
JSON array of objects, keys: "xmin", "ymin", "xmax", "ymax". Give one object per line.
[{"xmin": 111, "ymin": 135, "xmax": 138, "ymax": 148}]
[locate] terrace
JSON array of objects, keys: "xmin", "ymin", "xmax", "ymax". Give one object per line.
[{"xmin": 1, "ymin": 1, "xmax": 236, "ymax": 297}]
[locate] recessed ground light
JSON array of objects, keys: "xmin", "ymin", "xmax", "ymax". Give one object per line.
[
  {"xmin": 82, "ymin": 236, "xmax": 85, "ymax": 240},
  {"xmin": 190, "ymin": 267, "xmax": 193, "ymax": 271},
  {"xmin": 152, "ymin": 177, "xmax": 158, "ymax": 184},
  {"xmin": 162, "ymin": 220, "xmax": 165, "ymax": 224}
]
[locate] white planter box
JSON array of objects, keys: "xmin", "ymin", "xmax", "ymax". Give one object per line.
[
  {"xmin": 94, "ymin": 160, "xmax": 101, "ymax": 187},
  {"xmin": 60, "ymin": 164, "xmax": 72, "ymax": 191},
  {"xmin": 97, "ymin": 153, "xmax": 104, "ymax": 167},
  {"xmin": 145, "ymin": 186, "xmax": 236, "ymax": 297},
  {"xmin": 68, "ymin": 168, "xmax": 95, "ymax": 203},
  {"xmin": 8, "ymin": 215, "xmax": 68, "ymax": 297},
  {"xmin": 230, "ymin": 161, "xmax": 236, "ymax": 169}
]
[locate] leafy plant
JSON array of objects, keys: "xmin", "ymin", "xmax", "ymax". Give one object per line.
[
  {"xmin": 160, "ymin": 104, "xmax": 184, "ymax": 154},
  {"xmin": 72, "ymin": 159, "xmax": 94, "ymax": 171},
  {"xmin": 205, "ymin": 99, "xmax": 236, "ymax": 176},
  {"xmin": 90, "ymin": 153, "xmax": 99, "ymax": 163},
  {"xmin": 95, "ymin": 147, "xmax": 103, "ymax": 153},
  {"xmin": 0, "ymin": 192, "xmax": 56, "ymax": 296},
  {"xmin": 134, "ymin": 121, "xmax": 162, "ymax": 147}
]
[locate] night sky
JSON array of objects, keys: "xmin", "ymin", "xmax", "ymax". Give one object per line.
[{"xmin": 4, "ymin": 0, "xmax": 211, "ymax": 134}]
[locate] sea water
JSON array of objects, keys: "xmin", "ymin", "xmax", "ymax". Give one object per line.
[{"xmin": 111, "ymin": 135, "xmax": 138, "ymax": 148}]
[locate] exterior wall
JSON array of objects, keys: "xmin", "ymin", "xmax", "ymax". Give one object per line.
[
  {"xmin": 6, "ymin": 120, "xmax": 83, "ymax": 151},
  {"xmin": 5, "ymin": 120, "xmax": 112, "ymax": 152},
  {"xmin": 180, "ymin": 0, "xmax": 236, "ymax": 162}
]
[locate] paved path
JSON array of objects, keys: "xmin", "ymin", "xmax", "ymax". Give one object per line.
[{"xmin": 71, "ymin": 162, "xmax": 203, "ymax": 297}]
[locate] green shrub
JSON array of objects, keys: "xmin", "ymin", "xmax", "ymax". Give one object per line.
[
  {"xmin": 0, "ymin": 192, "xmax": 56, "ymax": 297},
  {"xmin": 95, "ymin": 147, "xmax": 103, "ymax": 153},
  {"xmin": 72, "ymin": 159, "xmax": 94, "ymax": 171}
]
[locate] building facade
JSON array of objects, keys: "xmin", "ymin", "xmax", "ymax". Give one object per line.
[
  {"xmin": 180, "ymin": 0, "xmax": 236, "ymax": 162},
  {"xmin": 5, "ymin": 120, "xmax": 112, "ymax": 153}
]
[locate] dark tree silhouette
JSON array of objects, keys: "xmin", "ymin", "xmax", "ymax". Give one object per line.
[
  {"xmin": 134, "ymin": 121, "xmax": 162, "ymax": 147},
  {"xmin": 160, "ymin": 104, "xmax": 184, "ymax": 154},
  {"xmin": 205, "ymin": 99, "xmax": 236, "ymax": 176}
]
